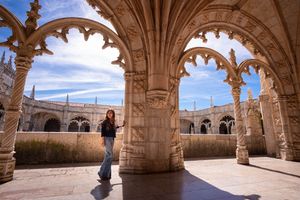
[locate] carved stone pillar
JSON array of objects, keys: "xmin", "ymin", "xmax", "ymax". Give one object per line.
[
  {"xmin": 276, "ymin": 95, "xmax": 296, "ymax": 161},
  {"xmin": 169, "ymin": 77, "xmax": 184, "ymax": 171},
  {"xmin": 0, "ymin": 54, "xmax": 32, "ymax": 183},
  {"xmin": 145, "ymin": 89, "xmax": 170, "ymax": 171},
  {"xmin": 119, "ymin": 71, "xmax": 147, "ymax": 173},
  {"xmin": 231, "ymin": 84, "xmax": 249, "ymax": 164},
  {"xmin": 259, "ymin": 94, "xmax": 277, "ymax": 156},
  {"xmin": 283, "ymin": 95, "xmax": 300, "ymax": 161}
]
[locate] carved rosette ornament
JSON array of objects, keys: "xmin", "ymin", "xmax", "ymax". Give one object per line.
[{"xmin": 146, "ymin": 90, "xmax": 170, "ymax": 109}]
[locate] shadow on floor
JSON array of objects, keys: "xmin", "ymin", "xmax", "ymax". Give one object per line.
[
  {"xmin": 248, "ymin": 164, "xmax": 300, "ymax": 179},
  {"xmin": 90, "ymin": 180, "xmax": 122, "ymax": 200},
  {"xmin": 90, "ymin": 170, "xmax": 261, "ymax": 200}
]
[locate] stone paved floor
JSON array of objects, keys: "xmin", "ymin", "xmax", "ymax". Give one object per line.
[{"xmin": 0, "ymin": 157, "xmax": 300, "ymax": 200}]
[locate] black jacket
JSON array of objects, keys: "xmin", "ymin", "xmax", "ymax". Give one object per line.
[{"xmin": 101, "ymin": 119, "xmax": 116, "ymax": 138}]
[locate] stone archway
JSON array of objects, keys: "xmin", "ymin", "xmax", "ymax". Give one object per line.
[
  {"xmin": 171, "ymin": 7, "xmax": 299, "ymax": 161},
  {"xmin": 30, "ymin": 112, "xmax": 60, "ymax": 132},
  {"xmin": 219, "ymin": 115, "xmax": 235, "ymax": 135},
  {"xmin": 68, "ymin": 116, "xmax": 90, "ymax": 132},
  {"xmin": 200, "ymin": 119, "xmax": 211, "ymax": 134},
  {"xmin": 176, "ymin": 44, "xmax": 287, "ymax": 164},
  {"xmin": 0, "ymin": 1, "xmax": 133, "ymax": 182},
  {"xmin": 44, "ymin": 118, "xmax": 61, "ymax": 132},
  {"xmin": 180, "ymin": 119, "xmax": 193, "ymax": 134}
]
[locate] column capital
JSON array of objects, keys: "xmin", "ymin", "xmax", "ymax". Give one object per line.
[
  {"xmin": 231, "ymin": 86, "xmax": 241, "ymax": 96},
  {"xmin": 15, "ymin": 54, "xmax": 33, "ymax": 72}
]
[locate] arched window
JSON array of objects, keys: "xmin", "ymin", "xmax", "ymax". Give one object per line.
[
  {"xmin": 219, "ymin": 115, "xmax": 235, "ymax": 134},
  {"xmin": 44, "ymin": 118, "xmax": 61, "ymax": 132},
  {"xmin": 180, "ymin": 119, "xmax": 193, "ymax": 134},
  {"xmin": 200, "ymin": 119, "xmax": 211, "ymax": 134},
  {"xmin": 68, "ymin": 116, "xmax": 90, "ymax": 132}
]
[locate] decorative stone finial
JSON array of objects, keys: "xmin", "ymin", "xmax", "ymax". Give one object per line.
[
  {"xmin": 30, "ymin": 85, "xmax": 35, "ymax": 99},
  {"xmin": 25, "ymin": 0, "xmax": 41, "ymax": 35},
  {"xmin": 95, "ymin": 96, "xmax": 98, "ymax": 105},
  {"xmin": 247, "ymin": 88, "xmax": 253, "ymax": 100},
  {"xmin": 210, "ymin": 96, "xmax": 214, "ymax": 107},
  {"xmin": 193, "ymin": 101, "xmax": 196, "ymax": 111},
  {"xmin": 229, "ymin": 48, "xmax": 237, "ymax": 67},
  {"xmin": 7, "ymin": 55, "xmax": 12, "ymax": 69},
  {"xmin": 66, "ymin": 94, "xmax": 69, "ymax": 105}
]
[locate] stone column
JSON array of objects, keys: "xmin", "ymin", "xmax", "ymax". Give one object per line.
[
  {"xmin": 119, "ymin": 71, "xmax": 147, "ymax": 173},
  {"xmin": 0, "ymin": 54, "xmax": 32, "ymax": 183},
  {"xmin": 231, "ymin": 83, "xmax": 249, "ymax": 164},
  {"xmin": 277, "ymin": 95, "xmax": 294, "ymax": 161},
  {"xmin": 259, "ymin": 94, "xmax": 277, "ymax": 156},
  {"xmin": 145, "ymin": 89, "xmax": 170, "ymax": 171},
  {"xmin": 284, "ymin": 95, "xmax": 300, "ymax": 161},
  {"xmin": 169, "ymin": 77, "xmax": 184, "ymax": 171}
]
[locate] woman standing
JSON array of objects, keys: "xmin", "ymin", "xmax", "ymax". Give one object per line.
[{"xmin": 98, "ymin": 109, "xmax": 124, "ymax": 181}]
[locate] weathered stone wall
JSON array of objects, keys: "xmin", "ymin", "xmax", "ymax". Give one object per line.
[
  {"xmin": 181, "ymin": 134, "xmax": 266, "ymax": 158},
  {"xmin": 0, "ymin": 132, "xmax": 123, "ymax": 165},
  {"xmin": 0, "ymin": 132, "xmax": 266, "ymax": 165}
]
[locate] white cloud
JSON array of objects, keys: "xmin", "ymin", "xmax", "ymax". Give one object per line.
[
  {"xmin": 26, "ymin": 30, "xmax": 125, "ymax": 93},
  {"xmin": 38, "ymin": 87, "xmax": 124, "ymax": 100},
  {"xmin": 19, "ymin": 1, "xmax": 123, "ymax": 103},
  {"xmin": 34, "ymin": 30, "xmax": 122, "ymax": 73},
  {"xmin": 39, "ymin": 0, "xmax": 115, "ymax": 31}
]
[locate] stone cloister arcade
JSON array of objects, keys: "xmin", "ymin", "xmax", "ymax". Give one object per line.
[{"xmin": 0, "ymin": 0, "xmax": 299, "ymax": 183}]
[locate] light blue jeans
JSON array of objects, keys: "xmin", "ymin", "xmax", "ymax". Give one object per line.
[{"xmin": 98, "ymin": 137, "xmax": 114, "ymax": 179}]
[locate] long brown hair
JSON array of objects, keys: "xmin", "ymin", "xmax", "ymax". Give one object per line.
[{"xmin": 105, "ymin": 109, "xmax": 115, "ymax": 124}]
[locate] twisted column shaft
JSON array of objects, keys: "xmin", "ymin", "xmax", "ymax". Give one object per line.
[
  {"xmin": 232, "ymin": 87, "xmax": 246, "ymax": 147},
  {"xmin": 231, "ymin": 84, "xmax": 249, "ymax": 164},
  {"xmin": 0, "ymin": 55, "xmax": 32, "ymax": 156}
]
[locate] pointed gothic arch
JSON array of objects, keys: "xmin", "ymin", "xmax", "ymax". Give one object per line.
[
  {"xmin": 0, "ymin": 5, "xmax": 26, "ymax": 47},
  {"xmin": 44, "ymin": 118, "xmax": 61, "ymax": 132},
  {"xmin": 171, "ymin": 8, "xmax": 295, "ymax": 96},
  {"xmin": 200, "ymin": 119, "xmax": 211, "ymax": 134},
  {"xmin": 219, "ymin": 115, "xmax": 235, "ymax": 135},
  {"xmin": 68, "ymin": 116, "xmax": 90, "ymax": 132}
]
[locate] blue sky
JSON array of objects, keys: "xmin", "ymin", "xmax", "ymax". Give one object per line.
[{"xmin": 0, "ymin": 0, "xmax": 260, "ymax": 110}]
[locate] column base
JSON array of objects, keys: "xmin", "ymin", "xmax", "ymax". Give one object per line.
[
  {"xmin": 119, "ymin": 144, "xmax": 185, "ymax": 173},
  {"xmin": 169, "ymin": 145, "xmax": 185, "ymax": 171},
  {"xmin": 0, "ymin": 157, "xmax": 15, "ymax": 183},
  {"xmin": 236, "ymin": 147, "xmax": 249, "ymax": 165},
  {"xmin": 119, "ymin": 144, "xmax": 147, "ymax": 174},
  {"xmin": 280, "ymin": 148, "xmax": 294, "ymax": 161}
]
